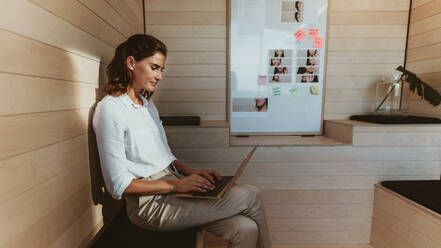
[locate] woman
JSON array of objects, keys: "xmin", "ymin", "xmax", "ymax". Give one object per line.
[
  {"xmin": 93, "ymin": 34, "xmax": 271, "ymax": 248},
  {"xmin": 270, "ymin": 75, "xmax": 280, "ymax": 83},
  {"xmin": 274, "ymin": 66, "xmax": 287, "ymax": 74},
  {"xmin": 294, "ymin": 12, "xmax": 302, "ymax": 22},
  {"xmin": 301, "ymin": 75, "xmax": 318, "ymax": 83},
  {"xmin": 306, "ymin": 66, "xmax": 318, "ymax": 74},
  {"xmin": 252, "ymin": 98, "xmax": 268, "ymax": 112},
  {"xmin": 295, "ymin": 1, "xmax": 302, "ymax": 11},
  {"xmin": 273, "ymin": 49, "xmax": 284, "ymax": 57},
  {"xmin": 307, "ymin": 49, "xmax": 319, "ymax": 57},
  {"xmin": 270, "ymin": 58, "xmax": 281, "ymax": 66},
  {"xmin": 306, "ymin": 58, "xmax": 317, "ymax": 66}
]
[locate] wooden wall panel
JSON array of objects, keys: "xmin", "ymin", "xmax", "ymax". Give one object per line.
[
  {"xmin": 0, "ymin": 110, "xmax": 89, "ymax": 160},
  {"xmin": 0, "ymin": 0, "xmax": 113, "ymax": 63},
  {"xmin": 0, "ymin": 73, "xmax": 97, "ymax": 116},
  {"xmin": 29, "ymin": 0, "xmax": 126, "ymax": 47},
  {"xmin": 409, "ymin": 12, "xmax": 441, "ymax": 36},
  {"xmin": 329, "ymin": 11, "xmax": 408, "ymax": 25},
  {"xmin": 146, "ymin": 0, "xmax": 226, "ymax": 11},
  {"xmin": 0, "ymin": 0, "xmax": 143, "ymax": 247},
  {"xmin": 147, "ymin": 25, "xmax": 226, "ymax": 38},
  {"xmin": 55, "ymin": 205, "xmax": 103, "ymax": 248},
  {"xmin": 105, "ymin": 0, "xmax": 144, "ymax": 33},
  {"xmin": 157, "ymin": 77, "xmax": 226, "ymax": 90},
  {"xmin": 0, "ymin": 135, "xmax": 88, "ymax": 203},
  {"xmin": 329, "ymin": 0, "xmax": 409, "ymax": 11},
  {"xmin": 325, "ymin": 0, "xmax": 408, "ymax": 119},
  {"xmin": 146, "ymin": 0, "xmax": 227, "ymax": 121},
  {"xmin": 187, "ymin": 160, "xmax": 440, "ymax": 178},
  {"xmin": 146, "ymin": 11, "xmax": 226, "ymax": 25},
  {"xmin": 0, "ymin": 162, "xmax": 89, "ymax": 247},
  {"xmin": 78, "ymin": 0, "xmax": 137, "ymax": 37},
  {"xmin": 0, "ymin": 29, "xmax": 101, "ymax": 84},
  {"xmin": 407, "ymin": 0, "xmax": 441, "ymax": 115},
  {"xmin": 4, "ymin": 185, "xmax": 92, "ymax": 248}
]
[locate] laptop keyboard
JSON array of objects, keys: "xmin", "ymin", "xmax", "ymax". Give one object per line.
[{"xmin": 192, "ymin": 176, "xmax": 234, "ymax": 197}]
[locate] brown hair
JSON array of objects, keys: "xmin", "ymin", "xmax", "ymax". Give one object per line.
[{"xmin": 105, "ymin": 34, "xmax": 167, "ymax": 97}]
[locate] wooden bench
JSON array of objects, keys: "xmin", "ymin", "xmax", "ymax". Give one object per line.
[{"xmin": 370, "ymin": 181, "xmax": 441, "ymax": 248}]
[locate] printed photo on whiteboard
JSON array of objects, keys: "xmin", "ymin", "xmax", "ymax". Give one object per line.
[
  {"xmin": 268, "ymin": 49, "xmax": 293, "ymax": 83},
  {"xmin": 268, "ymin": 74, "xmax": 291, "ymax": 83},
  {"xmin": 296, "ymin": 66, "xmax": 319, "ymax": 75},
  {"xmin": 297, "ymin": 49, "xmax": 320, "ymax": 57},
  {"xmin": 268, "ymin": 57, "xmax": 292, "ymax": 66},
  {"xmin": 296, "ymin": 74, "xmax": 319, "ymax": 83},
  {"xmin": 269, "ymin": 49, "xmax": 293, "ymax": 58},
  {"xmin": 271, "ymin": 66, "xmax": 289, "ymax": 74},
  {"xmin": 257, "ymin": 75, "xmax": 267, "ymax": 85},
  {"xmin": 297, "ymin": 58, "xmax": 320, "ymax": 66},
  {"xmin": 232, "ymin": 98, "xmax": 268, "ymax": 112},
  {"xmin": 281, "ymin": 11, "xmax": 303, "ymax": 22},
  {"xmin": 281, "ymin": 1, "xmax": 303, "ymax": 23},
  {"xmin": 281, "ymin": 0, "xmax": 303, "ymax": 11}
]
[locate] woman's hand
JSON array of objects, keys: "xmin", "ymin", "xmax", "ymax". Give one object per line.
[
  {"xmin": 167, "ymin": 174, "xmax": 216, "ymax": 193},
  {"xmin": 191, "ymin": 169, "xmax": 221, "ymax": 185}
]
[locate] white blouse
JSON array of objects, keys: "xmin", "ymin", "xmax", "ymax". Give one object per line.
[{"xmin": 93, "ymin": 94, "xmax": 176, "ymax": 200}]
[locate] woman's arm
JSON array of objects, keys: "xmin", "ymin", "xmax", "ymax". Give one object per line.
[
  {"xmin": 123, "ymin": 174, "xmax": 216, "ymax": 195},
  {"xmin": 173, "ymin": 160, "xmax": 221, "ymax": 184}
]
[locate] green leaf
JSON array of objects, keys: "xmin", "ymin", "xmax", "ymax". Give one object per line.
[{"xmin": 396, "ymin": 66, "xmax": 441, "ymax": 107}]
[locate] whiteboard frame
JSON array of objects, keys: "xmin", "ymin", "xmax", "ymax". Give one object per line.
[{"xmin": 228, "ymin": 0, "xmax": 329, "ymax": 136}]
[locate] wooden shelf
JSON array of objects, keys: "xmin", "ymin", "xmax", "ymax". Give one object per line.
[{"xmin": 230, "ymin": 135, "xmax": 348, "ymax": 146}]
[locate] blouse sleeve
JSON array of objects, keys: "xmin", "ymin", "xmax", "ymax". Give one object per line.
[{"xmin": 93, "ymin": 101, "xmax": 136, "ymax": 200}]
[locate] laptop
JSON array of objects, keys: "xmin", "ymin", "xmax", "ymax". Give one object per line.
[{"xmin": 175, "ymin": 145, "xmax": 258, "ymax": 199}]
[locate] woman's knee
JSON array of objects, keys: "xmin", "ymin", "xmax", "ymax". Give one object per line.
[
  {"xmin": 226, "ymin": 216, "xmax": 258, "ymax": 246},
  {"xmin": 231, "ymin": 184, "xmax": 261, "ymax": 200}
]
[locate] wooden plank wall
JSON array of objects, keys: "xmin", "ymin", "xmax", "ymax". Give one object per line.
[
  {"xmin": 146, "ymin": 0, "xmax": 409, "ymax": 120},
  {"xmin": 406, "ymin": 0, "xmax": 441, "ymax": 117},
  {"xmin": 0, "ymin": 1, "xmax": 143, "ymax": 247},
  {"xmin": 325, "ymin": 0, "xmax": 409, "ymax": 119},
  {"xmin": 145, "ymin": 0, "xmax": 227, "ymax": 121}
]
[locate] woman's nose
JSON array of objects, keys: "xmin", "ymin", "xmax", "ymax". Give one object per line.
[{"xmin": 156, "ymin": 71, "xmax": 163, "ymax": 81}]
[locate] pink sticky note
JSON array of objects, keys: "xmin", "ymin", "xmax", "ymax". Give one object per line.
[
  {"xmin": 258, "ymin": 76, "xmax": 267, "ymax": 85},
  {"xmin": 313, "ymin": 38, "xmax": 324, "ymax": 48},
  {"xmin": 308, "ymin": 28, "xmax": 319, "ymax": 39},
  {"xmin": 294, "ymin": 29, "xmax": 306, "ymax": 42}
]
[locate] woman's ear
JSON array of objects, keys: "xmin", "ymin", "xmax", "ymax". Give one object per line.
[{"xmin": 126, "ymin": 56, "xmax": 135, "ymax": 70}]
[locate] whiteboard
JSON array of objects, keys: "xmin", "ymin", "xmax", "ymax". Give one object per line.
[{"xmin": 230, "ymin": 0, "xmax": 328, "ymax": 134}]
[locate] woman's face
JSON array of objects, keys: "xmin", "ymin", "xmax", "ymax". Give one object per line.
[
  {"xmin": 271, "ymin": 58, "xmax": 281, "ymax": 66},
  {"xmin": 306, "ymin": 67, "xmax": 316, "ymax": 74},
  {"xmin": 308, "ymin": 58, "xmax": 316, "ymax": 65},
  {"xmin": 272, "ymin": 75, "xmax": 280, "ymax": 81},
  {"xmin": 275, "ymin": 50, "xmax": 283, "ymax": 56},
  {"xmin": 302, "ymin": 75, "xmax": 314, "ymax": 82},
  {"xmin": 131, "ymin": 52, "xmax": 165, "ymax": 92},
  {"xmin": 255, "ymin": 98, "xmax": 266, "ymax": 107}
]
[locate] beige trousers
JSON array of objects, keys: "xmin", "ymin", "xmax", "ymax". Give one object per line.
[{"xmin": 124, "ymin": 167, "xmax": 271, "ymax": 248}]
